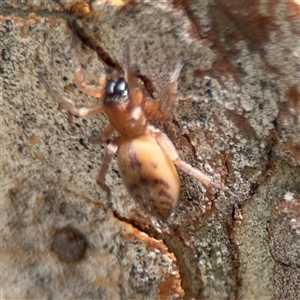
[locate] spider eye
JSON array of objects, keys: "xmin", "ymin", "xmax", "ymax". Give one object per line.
[
  {"xmin": 106, "ymin": 80, "xmax": 116, "ymax": 97},
  {"xmin": 114, "ymin": 78, "xmax": 128, "ymax": 97}
]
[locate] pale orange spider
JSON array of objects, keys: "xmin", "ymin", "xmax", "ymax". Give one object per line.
[{"xmin": 38, "ymin": 35, "xmax": 236, "ymax": 220}]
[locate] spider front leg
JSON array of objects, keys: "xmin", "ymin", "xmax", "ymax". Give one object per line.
[
  {"xmin": 151, "ymin": 128, "xmax": 238, "ymax": 199},
  {"xmin": 124, "ymin": 43, "xmax": 144, "ymax": 108},
  {"xmin": 38, "ymin": 73, "xmax": 104, "ymax": 117},
  {"xmin": 145, "ymin": 62, "xmax": 183, "ymax": 122},
  {"xmin": 71, "ymin": 33, "xmax": 106, "ymax": 98}
]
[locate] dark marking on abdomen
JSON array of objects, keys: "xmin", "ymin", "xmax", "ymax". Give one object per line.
[
  {"xmin": 148, "ymin": 198, "xmax": 155, "ymax": 204},
  {"xmin": 157, "ymin": 201, "xmax": 173, "ymax": 219},
  {"xmin": 150, "ymin": 162, "xmax": 158, "ymax": 169},
  {"xmin": 158, "ymin": 189, "xmax": 174, "ymax": 201},
  {"xmin": 159, "ymin": 201, "xmax": 173, "ymax": 211},
  {"xmin": 140, "ymin": 176, "xmax": 149, "ymax": 185},
  {"xmin": 153, "ymin": 178, "xmax": 170, "ymax": 189},
  {"xmin": 135, "ymin": 194, "xmax": 142, "ymax": 201},
  {"xmin": 129, "ymin": 183, "xmax": 138, "ymax": 192},
  {"xmin": 128, "ymin": 146, "xmax": 142, "ymax": 170}
]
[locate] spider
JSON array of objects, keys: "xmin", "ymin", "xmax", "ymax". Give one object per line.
[{"xmin": 38, "ymin": 35, "xmax": 237, "ymax": 220}]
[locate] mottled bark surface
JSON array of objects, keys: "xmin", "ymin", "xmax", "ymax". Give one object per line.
[{"xmin": 1, "ymin": 1, "xmax": 300, "ymax": 299}]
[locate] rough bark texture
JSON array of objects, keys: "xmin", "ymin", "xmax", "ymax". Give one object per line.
[{"xmin": 1, "ymin": 0, "xmax": 300, "ymax": 299}]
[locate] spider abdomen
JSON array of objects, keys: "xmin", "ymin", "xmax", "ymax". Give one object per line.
[{"xmin": 117, "ymin": 135, "xmax": 180, "ymax": 219}]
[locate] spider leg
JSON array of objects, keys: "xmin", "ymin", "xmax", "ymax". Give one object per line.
[
  {"xmin": 88, "ymin": 124, "xmax": 115, "ymax": 144},
  {"xmin": 96, "ymin": 138, "xmax": 120, "ymax": 201},
  {"xmin": 145, "ymin": 62, "xmax": 183, "ymax": 122},
  {"xmin": 71, "ymin": 33, "xmax": 106, "ymax": 98},
  {"xmin": 143, "ymin": 96, "xmax": 160, "ymax": 120},
  {"xmin": 124, "ymin": 44, "xmax": 144, "ymax": 108},
  {"xmin": 150, "ymin": 127, "xmax": 238, "ymax": 199},
  {"xmin": 38, "ymin": 73, "xmax": 104, "ymax": 117},
  {"xmin": 124, "ymin": 43, "xmax": 133, "ymax": 86}
]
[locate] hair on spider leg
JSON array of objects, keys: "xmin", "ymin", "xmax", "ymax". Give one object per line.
[{"xmin": 170, "ymin": 61, "xmax": 184, "ymax": 82}]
